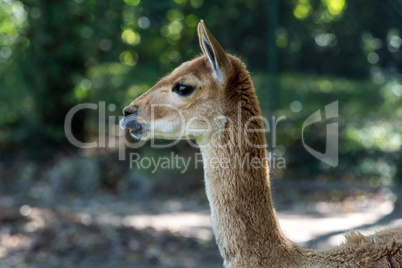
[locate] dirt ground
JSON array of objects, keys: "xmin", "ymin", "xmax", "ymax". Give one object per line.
[{"xmin": 0, "ymin": 180, "xmax": 401, "ymax": 268}]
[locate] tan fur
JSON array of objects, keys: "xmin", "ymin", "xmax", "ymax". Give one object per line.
[{"xmin": 122, "ymin": 20, "xmax": 402, "ymax": 267}]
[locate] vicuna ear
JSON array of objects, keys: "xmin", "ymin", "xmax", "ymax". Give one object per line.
[{"xmin": 198, "ymin": 20, "xmax": 232, "ymax": 83}]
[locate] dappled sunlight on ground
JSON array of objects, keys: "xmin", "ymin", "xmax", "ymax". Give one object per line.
[
  {"xmin": 0, "ymin": 182, "xmax": 400, "ymax": 267},
  {"xmin": 279, "ymin": 199, "xmax": 395, "ymax": 247},
  {"xmin": 122, "ymin": 212, "xmax": 212, "ymax": 240}
]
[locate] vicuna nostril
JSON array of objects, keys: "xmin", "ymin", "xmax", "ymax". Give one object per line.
[{"xmin": 123, "ymin": 106, "xmax": 137, "ymax": 117}]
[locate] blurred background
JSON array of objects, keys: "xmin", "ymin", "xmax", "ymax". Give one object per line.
[{"xmin": 0, "ymin": 0, "xmax": 401, "ymax": 267}]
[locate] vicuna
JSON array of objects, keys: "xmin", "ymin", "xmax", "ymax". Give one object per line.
[{"xmin": 121, "ymin": 20, "xmax": 402, "ymax": 268}]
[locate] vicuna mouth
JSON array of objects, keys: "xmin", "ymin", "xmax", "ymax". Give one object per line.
[{"xmin": 120, "ymin": 115, "xmax": 144, "ymax": 140}]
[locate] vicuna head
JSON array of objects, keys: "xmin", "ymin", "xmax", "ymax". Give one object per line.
[{"xmin": 121, "ymin": 20, "xmax": 262, "ymax": 147}]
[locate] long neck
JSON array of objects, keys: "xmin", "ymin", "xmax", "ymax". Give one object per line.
[{"xmin": 199, "ymin": 77, "xmax": 300, "ymax": 267}]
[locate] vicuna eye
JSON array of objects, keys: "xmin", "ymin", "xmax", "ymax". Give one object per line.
[{"xmin": 172, "ymin": 84, "xmax": 195, "ymax": 96}]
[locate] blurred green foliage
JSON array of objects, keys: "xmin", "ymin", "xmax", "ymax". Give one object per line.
[
  {"xmin": 0, "ymin": 0, "xmax": 401, "ymax": 183},
  {"xmin": 254, "ymin": 72, "xmax": 401, "ymax": 184}
]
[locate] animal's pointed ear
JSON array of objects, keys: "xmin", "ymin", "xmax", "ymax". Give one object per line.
[{"xmin": 198, "ymin": 20, "xmax": 232, "ymax": 83}]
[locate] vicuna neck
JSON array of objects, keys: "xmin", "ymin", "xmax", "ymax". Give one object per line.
[{"xmin": 198, "ymin": 62, "xmax": 299, "ymax": 266}]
